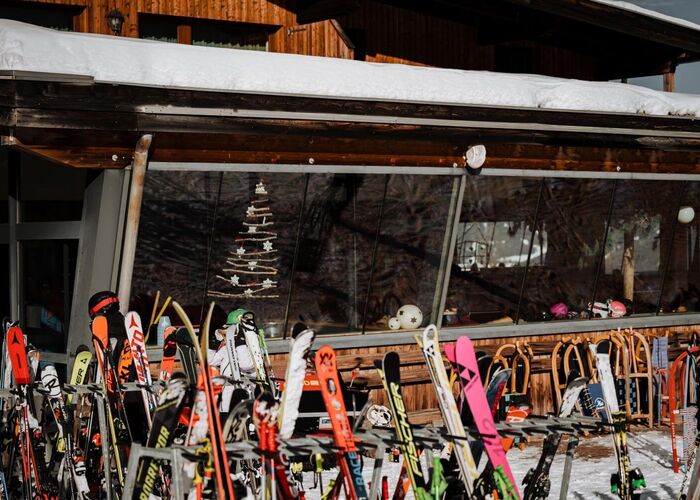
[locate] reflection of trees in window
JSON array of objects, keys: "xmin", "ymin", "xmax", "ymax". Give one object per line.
[
  {"xmin": 598, "ymin": 181, "xmax": 681, "ymax": 315},
  {"xmin": 456, "ymin": 221, "xmax": 547, "ymax": 270},
  {"xmin": 446, "ymin": 177, "xmax": 540, "ymax": 326}
]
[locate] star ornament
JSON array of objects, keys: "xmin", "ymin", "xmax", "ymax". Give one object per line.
[
  {"xmin": 230, "ymin": 275, "xmax": 240, "ymax": 286},
  {"xmin": 246, "ymin": 205, "xmax": 255, "ymax": 217},
  {"xmin": 236, "ymin": 247, "xmax": 246, "ymax": 255},
  {"xmin": 248, "ymin": 225, "xmax": 257, "ymax": 234},
  {"xmin": 262, "ymin": 278, "xmax": 273, "ymax": 289},
  {"xmin": 263, "ymin": 241, "xmax": 273, "ymax": 252},
  {"xmin": 247, "ymin": 261, "xmax": 258, "ymax": 270},
  {"xmin": 243, "ymin": 288, "xmax": 253, "ymax": 298}
]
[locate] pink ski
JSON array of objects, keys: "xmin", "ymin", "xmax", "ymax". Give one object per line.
[{"xmin": 453, "ymin": 336, "xmax": 520, "ymax": 498}]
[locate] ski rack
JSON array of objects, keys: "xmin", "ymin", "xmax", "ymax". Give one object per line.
[{"xmin": 122, "ymin": 444, "xmax": 192, "ymax": 499}]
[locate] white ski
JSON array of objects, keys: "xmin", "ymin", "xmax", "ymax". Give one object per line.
[
  {"xmin": 278, "ymin": 327, "xmax": 315, "ymax": 440},
  {"xmin": 417, "ymin": 324, "xmax": 478, "ymax": 496}
]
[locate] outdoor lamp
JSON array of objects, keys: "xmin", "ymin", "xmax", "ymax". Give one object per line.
[
  {"xmin": 465, "ymin": 144, "xmax": 486, "ymax": 174},
  {"xmin": 107, "ymin": 9, "xmax": 125, "ymax": 35},
  {"xmin": 678, "ymin": 206, "xmax": 695, "ymax": 224}
]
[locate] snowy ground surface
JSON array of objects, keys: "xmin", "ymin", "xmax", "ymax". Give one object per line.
[{"xmin": 301, "ymin": 428, "xmax": 691, "ymax": 499}]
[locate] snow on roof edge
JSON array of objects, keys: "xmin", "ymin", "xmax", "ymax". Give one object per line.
[
  {"xmin": 589, "ymin": 0, "xmax": 700, "ymax": 32},
  {"xmin": 1, "ymin": 20, "xmax": 699, "ymax": 119}
]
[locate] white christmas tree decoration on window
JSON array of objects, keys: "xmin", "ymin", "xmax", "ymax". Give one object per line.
[{"xmin": 210, "ymin": 177, "xmax": 279, "ymax": 300}]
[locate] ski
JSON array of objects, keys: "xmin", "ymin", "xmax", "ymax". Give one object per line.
[
  {"xmin": 124, "ymin": 311, "xmax": 156, "ymax": 425},
  {"xmin": 376, "ymin": 351, "xmax": 432, "ymax": 500},
  {"xmin": 158, "ymin": 325, "xmax": 177, "ymax": 383},
  {"xmin": 453, "ymin": 336, "xmax": 519, "ymax": 499},
  {"xmin": 172, "ymin": 301, "xmax": 236, "ymax": 499},
  {"xmin": 522, "ymin": 375, "xmax": 588, "ymax": 500},
  {"xmin": 40, "ymin": 364, "xmax": 91, "ymax": 499},
  {"xmin": 592, "ymin": 347, "xmax": 645, "ymax": 500},
  {"xmin": 315, "ymin": 345, "xmax": 369, "ymax": 500},
  {"xmin": 279, "ymin": 326, "xmax": 316, "ymax": 440},
  {"xmin": 417, "ymin": 325, "xmax": 478, "ymax": 496},
  {"xmin": 133, "ymin": 373, "xmax": 191, "ymax": 500}
]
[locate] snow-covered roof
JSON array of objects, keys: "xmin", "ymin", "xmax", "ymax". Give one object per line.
[
  {"xmin": 590, "ymin": 0, "xmax": 700, "ymax": 32},
  {"xmin": 1, "ymin": 19, "xmax": 700, "ymax": 118}
]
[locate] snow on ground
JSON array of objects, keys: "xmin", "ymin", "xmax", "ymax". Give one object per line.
[
  {"xmin": 1, "ymin": 20, "xmax": 700, "ymax": 118},
  {"xmin": 301, "ymin": 428, "xmax": 691, "ymax": 499}
]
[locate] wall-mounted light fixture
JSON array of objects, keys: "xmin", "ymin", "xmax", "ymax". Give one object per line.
[
  {"xmin": 464, "ymin": 144, "xmax": 486, "ymax": 175},
  {"xmin": 678, "ymin": 206, "xmax": 695, "ymax": 224},
  {"xmin": 106, "ymin": 9, "xmax": 125, "ymax": 36}
]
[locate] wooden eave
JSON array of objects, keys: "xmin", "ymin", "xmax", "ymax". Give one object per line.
[{"xmin": 0, "ymin": 76, "xmax": 699, "ymax": 173}]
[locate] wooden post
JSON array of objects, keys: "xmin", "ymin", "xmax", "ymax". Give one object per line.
[
  {"xmin": 177, "ymin": 23, "xmax": 193, "ymax": 45},
  {"xmin": 663, "ymin": 61, "xmax": 677, "ymax": 92},
  {"xmin": 622, "ymin": 225, "xmax": 635, "ymax": 301}
]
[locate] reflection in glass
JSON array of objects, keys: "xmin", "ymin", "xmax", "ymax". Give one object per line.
[
  {"xmin": 132, "ymin": 171, "xmax": 305, "ymax": 333},
  {"xmin": 659, "ymin": 182, "xmax": 700, "ymax": 313},
  {"xmin": 363, "ymin": 175, "xmax": 452, "ymax": 332},
  {"xmin": 446, "ymin": 177, "xmax": 541, "ymax": 326},
  {"xmin": 518, "ymin": 178, "xmax": 614, "ymax": 322},
  {"xmin": 21, "ymin": 240, "xmax": 77, "ymax": 352},
  {"xmin": 597, "ymin": 180, "xmax": 681, "ymax": 315},
  {"xmin": 287, "ymin": 174, "xmax": 384, "ymax": 334},
  {"xmin": 0, "ymin": 148, "xmax": 8, "ymax": 223}
]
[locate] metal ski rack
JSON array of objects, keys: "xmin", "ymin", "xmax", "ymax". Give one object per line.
[{"xmin": 122, "ymin": 444, "xmax": 193, "ymax": 499}]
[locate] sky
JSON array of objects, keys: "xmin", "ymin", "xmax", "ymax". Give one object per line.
[{"xmin": 625, "ymin": 0, "xmax": 700, "ymax": 93}]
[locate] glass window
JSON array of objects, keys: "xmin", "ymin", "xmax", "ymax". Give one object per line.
[
  {"xmin": 597, "ymin": 180, "xmax": 682, "ymax": 316},
  {"xmin": 445, "ymin": 176, "xmax": 541, "ymax": 326},
  {"xmin": 192, "ymin": 19, "xmax": 271, "ymax": 50},
  {"xmin": 132, "ymin": 171, "xmax": 305, "ymax": 335},
  {"xmin": 518, "ymin": 178, "xmax": 615, "ymax": 322},
  {"xmin": 19, "ymin": 153, "xmax": 85, "ymax": 222},
  {"xmin": 287, "ymin": 174, "xmax": 384, "ymax": 335},
  {"xmin": 0, "ymin": 148, "xmax": 7, "ymax": 223},
  {"xmin": 139, "ymin": 14, "xmax": 178, "ymax": 43},
  {"xmin": 363, "ymin": 175, "xmax": 453, "ymax": 332},
  {"xmin": 658, "ymin": 181, "xmax": 700, "ymax": 314},
  {"xmin": 0, "ymin": 4, "xmax": 79, "ymax": 31},
  {"xmin": 21, "ymin": 239, "xmax": 78, "ymax": 352},
  {"xmin": 0, "ymin": 245, "xmax": 8, "ymax": 320}
]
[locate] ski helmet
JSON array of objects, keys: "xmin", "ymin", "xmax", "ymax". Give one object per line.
[
  {"xmin": 549, "ymin": 302, "xmax": 569, "ymax": 319},
  {"xmin": 608, "ymin": 300, "xmax": 626, "ymax": 318},
  {"xmin": 224, "ymin": 308, "xmax": 253, "ymax": 327},
  {"xmin": 88, "ymin": 291, "xmax": 120, "ymax": 318}
]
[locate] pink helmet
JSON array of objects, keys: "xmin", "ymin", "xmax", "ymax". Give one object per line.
[
  {"xmin": 549, "ymin": 302, "xmax": 569, "ymax": 319},
  {"xmin": 608, "ymin": 300, "xmax": 627, "ymax": 318}
]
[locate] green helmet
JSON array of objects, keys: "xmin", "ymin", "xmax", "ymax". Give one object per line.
[{"xmin": 225, "ymin": 308, "xmax": 253, "ymax": 326}]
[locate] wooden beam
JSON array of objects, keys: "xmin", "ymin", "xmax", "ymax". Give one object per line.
[{"xmin": 297, "ymin": 0, "xmax": 361, "ymax": 24}]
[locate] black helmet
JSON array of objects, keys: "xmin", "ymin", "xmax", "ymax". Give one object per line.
[{"xmin": 88, "ymin": 291, "xmax": 120, "ymax": 318}]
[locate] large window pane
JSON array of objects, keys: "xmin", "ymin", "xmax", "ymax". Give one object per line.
[
  {"xmin": 19, "ymin": 153, "xmax": 86, "ymax": 222},
  {"xmin": 21, "ymin": 240, "xmax": 77, "ymax": 352},
  {"xmin": 287, "ymin": 174, "xmax": 384, "ymax": 335},
  {"xmin": 132, "ymin": 171, "xmax": 305, "ymax": 334},
  {"xmin": 0, "ymin": 245, "xmax": 8, "ymax": 320},
  {"xmin": 597, "ymin": 180, "xmax": 681, "ymax": 315},
  {"xmin": 659, "ymin": 181, "xmax": 700, "ymax": 313},
  {"xmin": 0, "ymin": 148, "xmax": 7, "ymax": 223},
  {"xmin": 518, "ymin": 178, "xmax": 614, "ymax": 322},
  {"xmin": 363, "ymin": 175, "xmax": 453, "ymax": 332},
  {"xmin": 445, "ymin": 177, "xmax": 541, "ymax": 326}
]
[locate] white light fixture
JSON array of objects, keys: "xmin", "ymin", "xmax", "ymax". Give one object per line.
[
  {"xmin": 678, "ymin": 206, "xmax": 695, "ymax": 224},
  {"xmin": 464, "ymin": 144, "xmax": 486, "ymax": 174}
]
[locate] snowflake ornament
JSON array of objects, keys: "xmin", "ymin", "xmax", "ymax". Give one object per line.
[
  {"xmin": 248, "ymin": 225, "xmax": 257, "ymax": 234},
  {"xmin": 263, "ymin": 241, "xmax": 273, "ymax": 252},
  {"xmin": 247, "ymin": 261, "xmax": 258, "ymax": 270},
  {"xmin": 255, "ymin": 181, "xmax": 267, "ymax": 195},
  {"xmin": 229, "ymin": 275, "xmax": 240, "ymax": 286},
  {"xmin": 262, "ymin": 278, "xmax": 273, "ymax": 289},
  {"xmin": 246, "ymin": 205, "xmax": 255, "ymax": 217},
  {"xmin": 243, "ymin": 288, "xmax": 253, "ymax": 298}
]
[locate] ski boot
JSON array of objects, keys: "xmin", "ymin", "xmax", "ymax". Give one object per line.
[{"xmin": 629, "ymin": 468, "xmax": 646, "ymax": 499}]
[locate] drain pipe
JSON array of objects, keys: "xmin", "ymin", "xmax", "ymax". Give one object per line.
[{"xmin": 118, "ymin": 134, "xmax": 153, "ymax": 313}]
